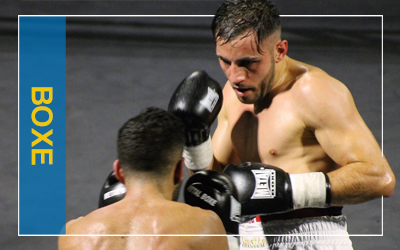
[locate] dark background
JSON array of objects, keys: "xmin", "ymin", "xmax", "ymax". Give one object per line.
[{"xmin": 2, "ymin": 0, "xmax": 399, "ymax": 249}]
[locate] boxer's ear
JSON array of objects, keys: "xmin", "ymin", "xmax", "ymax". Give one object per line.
[
  {"xmin": 275, "ymin": 39, "xmax": 288, "ymax": 63},
  {"xmin": 174, "ymin": 157, "xmax": 184, "ymax": 185},
  {"xmin": 113, "ymin": 159, "xmax": 125, "ymax": 184}
]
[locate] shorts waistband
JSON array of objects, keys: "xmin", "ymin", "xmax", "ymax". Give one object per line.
[{"xmin": 259, "ymin": 207, "xmax": 343, "ymax": 222}]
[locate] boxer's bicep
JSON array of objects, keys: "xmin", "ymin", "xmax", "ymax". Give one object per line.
[
  {"xmin": 313, "ymin": 90, "xmax": 373, "ymax": 167},
  {"xmin": 299, "ymin": 76, "xmax": 376, "ymax": 165},
  {"xmin": 315, "ymin": 103, "xmax": 394, "ymax": 203},
  {"xmin": 301, "ymin": 77, "xmax": 394, "ymax": 204}
]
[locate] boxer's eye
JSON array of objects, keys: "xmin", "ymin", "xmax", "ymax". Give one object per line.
[
  {"xmin": 218, "ymin": 56, "xmax": 231, "ymax": 65},
  {"xmin": 238, "ymin": 59, "xmax": 257, "ymax": 68}
]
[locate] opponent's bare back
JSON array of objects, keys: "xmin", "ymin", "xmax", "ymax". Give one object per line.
[{"xmin": 59, "ymin": 195, "xmax": 228, "ymax": 250}]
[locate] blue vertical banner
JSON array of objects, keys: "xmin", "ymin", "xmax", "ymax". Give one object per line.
[{"xmin": 19, "ymin": 16, "xmax": 66, "ymax": 235}]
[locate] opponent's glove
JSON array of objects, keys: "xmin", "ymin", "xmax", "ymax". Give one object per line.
[
  {"xmin": 98, "ymin": 171, "xmax": 126, "ymax": 208},
  {"xmin": 184, "ymin": 170, "xmax": 241, "ymax": 234},
  {"xmin": 168, "ymin": 71, "xmax": 222, "ymax": 171},
  {"xmin": 223, "ymin": 162, "xmax": 331, "ymax": 221},
  {"xmin": 98, "ymin": 170, "xmax": 181, "ymax": 207}
]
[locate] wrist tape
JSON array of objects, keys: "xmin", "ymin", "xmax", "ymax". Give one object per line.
[
  {"xmin": 289, "ymin": 172, "xmax": 331, "ymax": 209},
  {"xmin": 183, "ymin": 136, "xmax": 213, "ymax": 171}
]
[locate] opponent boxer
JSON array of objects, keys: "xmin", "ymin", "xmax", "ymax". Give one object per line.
[
  {"xmin": 169, "ymin": 0, "xmax": 395, "ymax": 249},
  {"xmin": 58, "ymin": 107, "xmax": 229, "ymax": 250}
]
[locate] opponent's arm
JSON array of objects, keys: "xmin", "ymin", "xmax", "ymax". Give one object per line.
[{"xmin": 299, "ymin": 74, "xmax": 395, "ymax": 205}]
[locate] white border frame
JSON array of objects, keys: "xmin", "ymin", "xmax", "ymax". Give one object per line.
[{"xmin": 18, "ymin": 14, "xmax": 384, "ymax": 237}]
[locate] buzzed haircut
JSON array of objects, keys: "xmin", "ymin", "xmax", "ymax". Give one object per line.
[
  {"xmin": 117, "ymin": 107, "xmax": 185, "ymax": 177},
  {"xmin": 212, "ymin": 0, "xmax": 281, "ymax": 54}
]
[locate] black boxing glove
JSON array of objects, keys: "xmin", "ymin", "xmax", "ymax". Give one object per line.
[
  {"xmin": 98, "ymin": 171, "xmax": 126, "ymax": 208},
  {"xmin": 184, "ymin": 170, "xmax": 241, "ymax": 234},
  {"xmin": 168, "ymin": 71, "xmax": 222, "ymax": 171},
  {"xmin": 223, "ymin": 162, "xmax": 331, "ymax": 221}
]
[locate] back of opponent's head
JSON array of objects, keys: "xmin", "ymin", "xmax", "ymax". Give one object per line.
[
  {"xmin": 117, "ymin": 107, "xmax": 185, "ymax": 179},
  {"xmin": 212, "ymin": 0, "xmax": 281, "ymax": 53},
  {"xmin": 184, "ymin": 170, "xmax": 240, "ymax": 234},
  {"xmin": 99, "ymin": 170, "xmax": 126, "ymax": 208}
]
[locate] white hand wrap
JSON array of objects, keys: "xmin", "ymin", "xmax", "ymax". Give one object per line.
[
  {"xmin": 183, "ymin": 136, "xmax": 213, "ymax": 171},
  {"xmin": 289, "ymin": 172, "xmax": 329, "ymax": 209}
]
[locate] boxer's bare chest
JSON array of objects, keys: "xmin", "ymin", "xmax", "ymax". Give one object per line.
[{"xmin": 226, "ymin": 91, "xmax": 331, "ymax": 173}]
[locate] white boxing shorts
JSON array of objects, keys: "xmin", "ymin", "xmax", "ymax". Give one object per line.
[{"xmin": 238, "ymin": 215, "xmax": 353, "ymax": 250}]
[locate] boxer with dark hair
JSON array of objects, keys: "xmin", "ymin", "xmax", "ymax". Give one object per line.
[
  {"xmin": 169, "ymin": 0, "xmax": 395, "ymax": 249},
  {"xmin": 58, "ymin": 107, "xmax": 229, "ymax": 250}
]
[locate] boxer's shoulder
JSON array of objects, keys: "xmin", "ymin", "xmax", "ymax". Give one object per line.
[
  {"xmin": 172, "ymin": 199, "xmax": 219, "ymax": 219},
  {"xmin": 64, "ymin": 216, "xmax": 85, "ymax": 234},
  {"xmin": 291, "ymin": 67, "xmax": 349, "ymax": 105},
  {"xmin": 169, "ymin": 201, "xmax": 225, "ymax": 234},
  {"xmin": 292, "ymin": 64, "xmax": 346, "ymax": 97},
  {"xmin": 65, "ymin": 214, "xmax": 106, "ymax": 235},
  {"xmin": 289, "ymin": 70, "xmax": 354, "ymax": 132},
  {"xmin": 61, "ymin": 215, "xmax": 111, "ymax": 249},
  {"xmin": 65, "ymin": 205, "xmax": 117, "ymax": 235}
]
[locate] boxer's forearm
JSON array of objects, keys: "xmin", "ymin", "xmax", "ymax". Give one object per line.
[{"xmin": 328, "ymin": 161, "xmax": 395, "ymax": 206}]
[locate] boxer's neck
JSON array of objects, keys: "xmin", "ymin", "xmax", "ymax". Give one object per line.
[
  {"xmin": 124, "ymin": 176, "xmax": 174, "ymax": 201},
  {"xmin": 254, "ymin": 56, "xmax": 292, "ymax": 113}
]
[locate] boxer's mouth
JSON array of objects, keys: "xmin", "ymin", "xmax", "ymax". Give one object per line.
[
  {"xmin": 237, "ymin": 88, "xmax": 251, "ymax": 93},
  {"xmin": 233, "ymin": 85, "xmax": 252, "ymax": 93},
  {"xmin": 233, "ymin": 85, "xmax": 252, "ymax": 97}
]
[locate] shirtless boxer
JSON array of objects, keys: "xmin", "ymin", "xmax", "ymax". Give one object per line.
[
  {"xmin": 169, "ymin": 0, "xmax": 395, "ymax": 249},
  {"xmin": 58, "ymin": 107, "xmax": 229, "ymax": 250}
]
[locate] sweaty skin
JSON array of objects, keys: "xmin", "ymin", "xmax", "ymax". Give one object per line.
[
  {"xmin": 210, "ymin": 31, "xmax": 395, "ymax": 206},
  {"xmin": 59, "ymin": 168, "xmax": 229, "ymax": 250}
]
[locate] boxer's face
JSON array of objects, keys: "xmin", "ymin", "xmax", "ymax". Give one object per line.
[{"xmin": 216, "ymin": 32, "xmax": 276, "ymax": 104}]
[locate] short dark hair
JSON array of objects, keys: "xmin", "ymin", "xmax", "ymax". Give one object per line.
[
  {"xmin": 117, "ymin": 107, "xmax": 185, "ymax": 177},
  {"xmin": 212, "ymin": 0, "xmax": 281, "ymax": 54}
]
